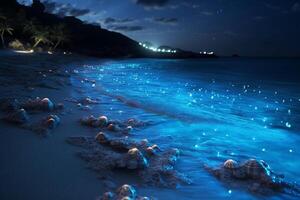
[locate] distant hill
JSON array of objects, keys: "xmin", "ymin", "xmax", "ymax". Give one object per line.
[{"xmin": 0, "ymin": 0, "xmax": 216, "ymax": 59}]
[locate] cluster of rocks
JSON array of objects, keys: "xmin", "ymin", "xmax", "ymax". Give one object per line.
[
  {"xmin": 99, "ymin": 184, "xmax": 153, "ymax": 200},
  {"xmin": 30, "ymin": 114, "xmax": 61, "ymax": 134},
  {"xmin": 0, "ymin": 97, "xmax": 62, "ymax": 135},
  {"xmin": 0, "ymin": 97, "xmax": 63, "ymax": 114},
  {"xmin": 205, "ymin": 159, "xmax": 300, "ymax": 196},
  {"xmin": 65, "ymin": 97, "xmax": 101, "ymax": 111},
  {"xmin": 22, "ymin": 97, "xmax": 63, "ymax": 111},
  {"xmin": 67, "ymin": 132, "xmax": 191, "ymax": 188},
  {"xmin": 80, "ymin": 115, "xmax": 147, "ymax": 134}
]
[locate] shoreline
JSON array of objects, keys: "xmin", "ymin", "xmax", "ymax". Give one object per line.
[
  {"xmin": 1, "ymin": 52, "xmax": 300, "ymax": 200},
  {"xmin": 0, "ymin": 51, "xmax": 181, "ymax": 199},
  {"xmin": 0, "ymin": 52, "xmax": 106, "ymax": 199}
]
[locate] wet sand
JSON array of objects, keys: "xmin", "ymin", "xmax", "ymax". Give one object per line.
[
  {"xmin": 1, "ymin": 51, "xmax": 300, "ymax": 200},
  {"xmin": 0, "ymin": 51, "xmax": 107, "ymax": 200}
]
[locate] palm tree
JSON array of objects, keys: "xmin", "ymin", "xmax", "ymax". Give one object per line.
[
  {"xmin": 0, "ymin": 22, "xmax": 13, "ymax": 48},
  {"xmin": 51, "ymin": 24, "xmax": 69, "ymax": 50},
  {"xmin": 31, "ymin": 29, "xmax": 52, "ymax": 48}
]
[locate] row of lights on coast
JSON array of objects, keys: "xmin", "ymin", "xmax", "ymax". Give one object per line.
[
  {"xmin": 139, "ymin": 42, "xmax": 177, "ymax": 54},
  {"xmin": 199, "ymin": 51, "xmax": 214, "ymax": 55}
]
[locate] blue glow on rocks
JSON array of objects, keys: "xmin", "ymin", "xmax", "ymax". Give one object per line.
[{"xmin": 69, "ymin": 58, "xmax": 300, "ymax": 200}]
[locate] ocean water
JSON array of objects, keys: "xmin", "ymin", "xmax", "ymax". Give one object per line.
[
  {"xmin": 70, "ymin": 58, "xmax": 300, "ymax": 200},
  {"xmin": 1, "ymin": 53, "xmax": 300, "ymax": 200}
]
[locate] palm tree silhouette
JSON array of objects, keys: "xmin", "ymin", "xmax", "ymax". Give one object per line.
[
  {"xmin": 31, "ymin": 29, "xmax": 52, "ymax": 48},
  {"xmin": 0, "ymin": 22, "xmax": 13, "ymax": 48},
  {"xmin": 51, "ymin": 24, "xmax": 69, "ymax": 50},
  {"xmin": 23, "ymin": 20, "xmax": 52, "ymax": 48}
]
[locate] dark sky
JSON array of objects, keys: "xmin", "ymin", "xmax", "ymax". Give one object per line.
[{"xmin": 19, "ymin": 0, "xmax": 300, "ymax": 57}]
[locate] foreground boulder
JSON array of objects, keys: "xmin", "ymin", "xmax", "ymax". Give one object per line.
[
  {"xmin": 100, "ymin": 184, "xmax": 153, "ymax": 200},
  {"xmin": 67, "ymin": 133, "xmax": 191, "ymax": 188},
  {"xmin": 22, "ymin": 97, "xmax": 55, "ymax": 111},
  {"xmin": 205, "ymin": 159, "xmax": 300, "ymax": 196}
]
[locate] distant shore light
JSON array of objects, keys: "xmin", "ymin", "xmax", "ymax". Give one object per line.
[{"xmin": 13, "ymin": 49, "xmax": 34, "ymax": 54}]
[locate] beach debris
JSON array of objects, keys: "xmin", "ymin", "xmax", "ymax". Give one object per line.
[
  {"xmin": 3, "ymin": 108, "xmax": 29, "ymax": 124},
  {"xmin": 205, "ymin": 159, "xmax": 300, "ymax": 196},
  {"xmin": 126, "ymin": 118, "xmax": 147, "ymax": 128},
  {"xmin": 81, "ymin": 115, "xmax": 109, "ymax": 128},
  {"xmin": 223, "ymin": 159, "xmax": 238, "ymax": 169},
  {"xmin": 95, "ymin": 132, "xmax": 144, "ymax": 152},
  {"xmin": 107, "ymin": 123, "xmax": 121, "ymax": 132},
  {"xmin": 140, "ymin": 148, "xmax": 191, "ymax": 188},
  {"xmin": 125, "ymin": 148, "xmax": 148, "ymax": 169},
  {"xmin": 145, "ymin": 145, "xmax": 161, "ymax": 156},
  {"xmin": 80, "ymin": 115, "xmax": 148, "ymax": 134},
  {"xmin": 67, "ymin": 134, "xmax": 191, "ymax": 188},
  {"xmin": 99, "ymin": 184, "xmax": 153, "ymax": 200},
  {"xmin": 0, "ymin": 97, "xmax": 62, "ymax": 135},
  {"xmin": 117, "ymin": 184, "xmax": 136, "ymax": 199},
  {"xmin": 22, "ymin": 97, "xmax": 54, "ymax": 111},
  {"xmin": 42, "ymin": 115, "xmax": 60, "ymax": 130},
  {"xmin": 0, "ymin": 97, "xmax": 63, "ymax": 112},
  {"xmin": 26, "ymin": 114, "xmax": 61, "ymax": 135},
  {"xmin": 98, "ymin": 116, "xmax": 109, "ymax": 126}
]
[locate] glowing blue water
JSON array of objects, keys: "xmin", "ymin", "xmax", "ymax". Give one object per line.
[{"xmin": 71, "ymin": 58, "xmax": 300, "ymax": 199}]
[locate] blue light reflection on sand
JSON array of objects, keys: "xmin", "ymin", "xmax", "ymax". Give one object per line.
[{"xmin": 71, "ymin": 58, "xmax": 300, "ymax": 199}]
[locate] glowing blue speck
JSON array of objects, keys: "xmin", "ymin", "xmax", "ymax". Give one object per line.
[{"xmin": 285, "ymin": 122, "xmax": 292, "ymax": 128}]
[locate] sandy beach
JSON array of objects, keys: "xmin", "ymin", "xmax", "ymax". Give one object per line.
[
  {"xmin": 0, "ymin": 51, "xmax": 109, "ymax": 199},
  {"xmin": 1, "ymin": 51, "xmax": 300, "ymax": 200}
]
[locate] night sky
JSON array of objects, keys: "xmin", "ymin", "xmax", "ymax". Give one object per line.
[{"xmin": 18, "ymin": 0, "xmax": 300, "ymax": 57}]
